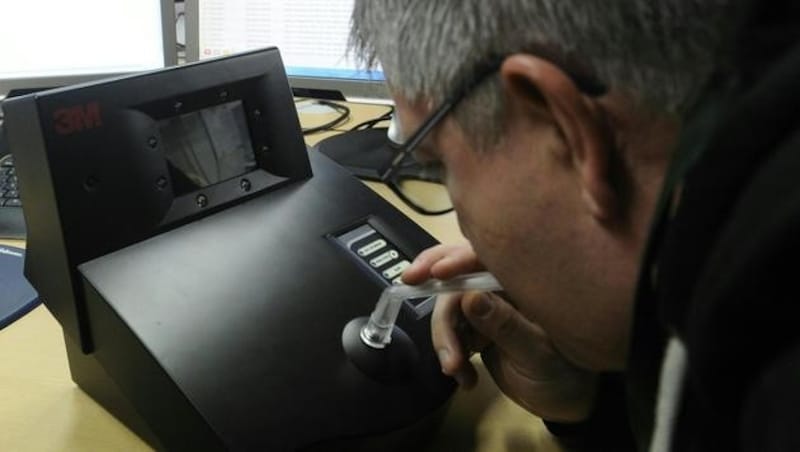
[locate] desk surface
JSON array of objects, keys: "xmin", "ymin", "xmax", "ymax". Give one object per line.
[{"xmin": 0, "ymin": 102, "xmax": 561, "ymax": 452}]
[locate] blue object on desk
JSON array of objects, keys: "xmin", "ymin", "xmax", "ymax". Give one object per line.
[{"xmin": 0, "ymin": 245, "xmax": 39, "ymax": 329}]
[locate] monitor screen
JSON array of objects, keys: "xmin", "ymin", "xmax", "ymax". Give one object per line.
[
  {"xmin": 184, "ymin": 0, "xmax": 389, "ymax": 102},
  {"xmin": 0, "ymin": 0, "xmax": 177, "ymax": 97},
  {"xmin": 159, "ymin": 100, "xmax": 258, "ymax": 195}
]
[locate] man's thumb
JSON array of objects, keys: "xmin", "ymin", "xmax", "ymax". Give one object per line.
[{"xmin": 462, "ymin": 291, "xmax": 545, "ymax": 358}]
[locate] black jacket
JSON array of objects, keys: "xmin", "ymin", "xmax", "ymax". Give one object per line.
[{"xmin": 551, "ymin": 2, "xmax": 800, "ymax": 451}]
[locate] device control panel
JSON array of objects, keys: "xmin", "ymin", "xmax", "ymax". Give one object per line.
[{"xmin": 333, "ymin": 223, "xmax": 434, "ymax": 316}]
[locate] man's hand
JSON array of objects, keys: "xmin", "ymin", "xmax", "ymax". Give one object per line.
[
  {"xmin": 403, "ymin": 243, "xmax": 485, "ymax": 283},
  {"xmin": 404, "ymin": 244, "xmax": 599, "ymax": 423}
]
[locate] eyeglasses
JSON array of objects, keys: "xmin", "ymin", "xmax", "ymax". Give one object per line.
[{"xmin": 380, "ymin": 54, "xmax": 607, "ymax": 216}]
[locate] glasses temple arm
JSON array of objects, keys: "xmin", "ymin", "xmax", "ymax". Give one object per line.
[{"xmin": 380, "ymin": 99, "xmax": 457, "ymax": 180}]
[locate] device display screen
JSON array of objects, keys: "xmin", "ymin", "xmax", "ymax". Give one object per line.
[{"xmin": 159, "ymin": 100, "xmax": 257, "ymax": 195}]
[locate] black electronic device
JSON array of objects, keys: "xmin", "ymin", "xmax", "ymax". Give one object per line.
[
  {"xmin": 1, "ymin": 88, "xmax": 54, "ymax": 239},
  {"xmin": 316, "ymin": 127, "xmax": 399, "ymax": 181},
  {"xmin": 4, "ymin": 48, "xmax": 454, "ymax": 451},
  {"xmin": 0, "ymin": 155, "xmax": 25, "ymax": 239},
  {"xmin": 0, "ymin": 126, "xmax": 27, "ymax": 239}
]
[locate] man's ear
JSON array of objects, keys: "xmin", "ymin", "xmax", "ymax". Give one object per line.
[{"xmin": 499, "ymin": 54, "xmax": 618, "ymax": 221}]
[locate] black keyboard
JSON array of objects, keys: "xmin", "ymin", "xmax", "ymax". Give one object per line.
[
  {"xmin": 0, "ymin": 134, "xmax": 27, "ymax": 240},
  {"xmin": 1, "ymin": 156, "xmax": 20, "ymax": 205},
  {"xmin": 1, "ymin": 89, "xmax": 51, "ymax": 240}
]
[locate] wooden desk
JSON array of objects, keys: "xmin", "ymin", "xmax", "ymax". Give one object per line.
[{"xmin": 0, "ymin": 102, "xmax": 561, "ymax": 452}]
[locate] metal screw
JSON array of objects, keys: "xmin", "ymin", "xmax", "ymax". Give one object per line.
[
  {"xmin": 196, "ymin": 194, "xmax": 208, "ymax": 208},
  {"xmin": 240, "ymin": 178, "xmax": 252, "ymax": 192},
  {"xmin": 84, "ymin": 176, "xmax": 99, "ymax": 192},
  {"xmin": 147, "ymin": 136, "xmax": 158, "ymax": 148},
  {"xmin": 156, "ymin": 176, "xmax": 168, "ymax": 190},
  {"xmin": 174, "ymin": 101, "xmax": 183, "ymax": 111}
]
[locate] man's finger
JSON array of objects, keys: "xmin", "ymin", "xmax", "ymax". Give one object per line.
[
  {"xmin": 402, "ymin": 244, "xmax": 478, "ymax": 284},
  {"xmin": 460, "ymin": 292, "xmax": 551, "ymax": 366},
  {"xmin": 429, "ymin": 247, "xmax": 484, "ymax": 280},
  {"xmin": 454, "ymin": 316, "xmax": 491, "ymax": 354},
  {"xmin": 431, "ymin": 293, "xmax": 478, "ymax": 387}
]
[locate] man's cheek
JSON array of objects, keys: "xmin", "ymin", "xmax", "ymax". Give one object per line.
[{"xmin": 450, "ymin": 196, "xmax": 477, "ymax": 244}]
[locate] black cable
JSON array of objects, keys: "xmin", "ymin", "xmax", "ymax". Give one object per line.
[
  {"xmin": 349, "ymin": 105, "xmax": 395, "ymax": 131},
  {"xmin": 301, "ymin": 100, "xmax": 351, "ymax": 135}
]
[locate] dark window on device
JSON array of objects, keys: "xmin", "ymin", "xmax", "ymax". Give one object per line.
[{"xmin": 159, "ymin": 100, "xmax": 257, "ymax": 195}]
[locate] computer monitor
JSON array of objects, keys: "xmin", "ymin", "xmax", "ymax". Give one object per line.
[
  {"xmin": 0, "ymin": 0, "xmax": 177, "ymax": 97},
  {"xmin": 182, "ymin": 1, "xmax": 439, "ymax": 198},
  {"xmin": 183, "ymin": 0, "xmax": 389, "ymax": 102}
]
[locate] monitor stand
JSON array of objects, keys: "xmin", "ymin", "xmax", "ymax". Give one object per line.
[{"xmin": 315, "ymin": 127, "xmax": 398, "ymax": 181}]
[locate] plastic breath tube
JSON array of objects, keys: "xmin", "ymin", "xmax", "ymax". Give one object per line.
[{"xmin": 360, "ymin": 271, "xmax": 503, "ymax": 349}]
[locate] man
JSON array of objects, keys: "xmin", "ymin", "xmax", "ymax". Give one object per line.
[{"xmin": 351, "ymin": 0, "xmax": 800, "ymax": 451}]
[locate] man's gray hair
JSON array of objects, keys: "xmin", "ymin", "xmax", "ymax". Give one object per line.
[{"xmin": 350, "ymin": 0, "xmax": 735, "ymax": 144}]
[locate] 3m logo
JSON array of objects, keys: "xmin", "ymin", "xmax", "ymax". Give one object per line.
[{"xmin": 53, "ymin": 102, "xmax": 102, "ymax": 135}]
